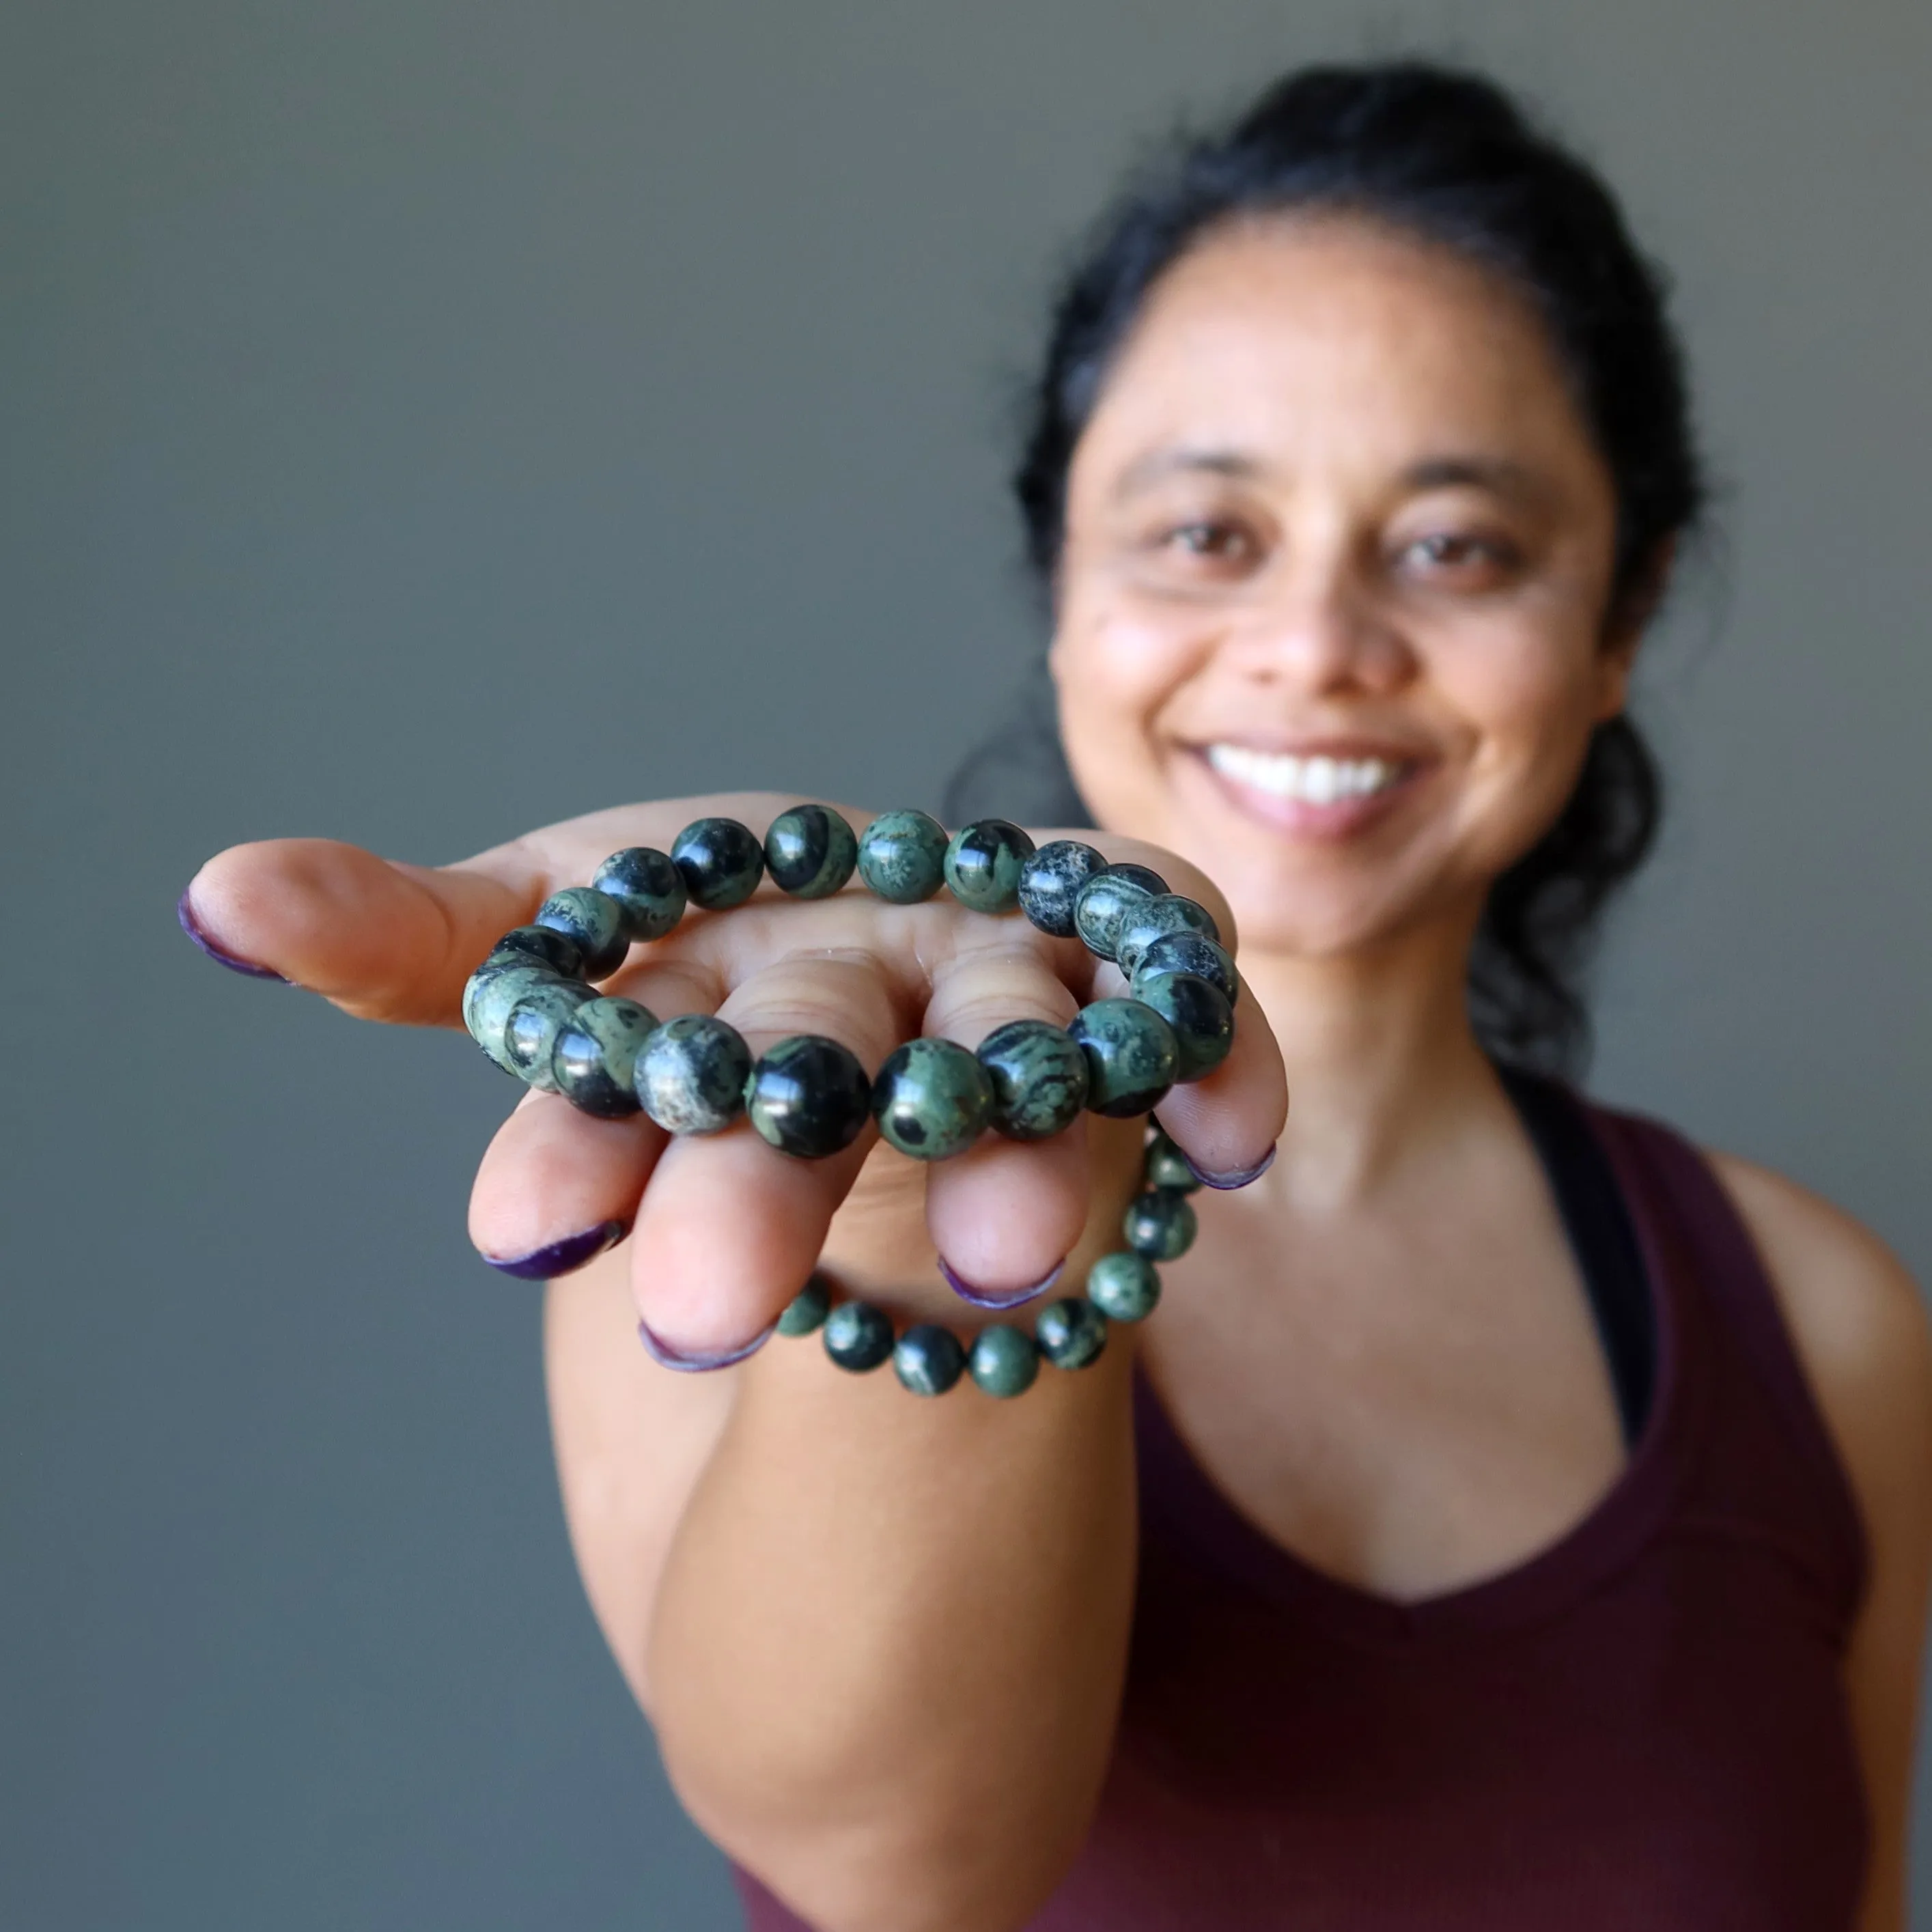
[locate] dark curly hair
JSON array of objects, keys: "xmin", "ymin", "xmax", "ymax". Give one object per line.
[{"xmin": 947, "ymin": 60, "xmax": 1704, "ymax": 1077}]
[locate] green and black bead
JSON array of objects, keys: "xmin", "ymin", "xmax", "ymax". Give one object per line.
[
  {"xmin": 823, "ymin": 1300, "xmax": 895, "ymax": 1373},
  {"xmin": 591, "ymin": 848, "xmax": 687, "ymax": 942},
  {"xmin": 551, "ymin": 994, "xmax": 658, "ymax": 1117},
  {"xmin": 1136, "ymin": 971, "xmax": 1235, "ymax": 1082},
  {"xmin": 534, "ymin": 887, "xmax": 629, "ymax": 979},
  {"xmin": 975, "ymin": 1019, "xmax": 1090, "ymax": 1141},
  {"xmin": 671, "ymin": 817, "xmax": 766, "ymax": 910},
  {"xmin": 1085, "ymin": 1251, "xmax": 1162, "ymax": 1323},
  {"xmin": 872, "ymin": 1037, "xmax": 993, "ymax": 1161},
  {"xmin": 1069, "ymin": 998, "xmax": 1180, "ymax": 1117},
  {"xmin": 1131, "ymin": 929, "xmax": 1238, "ymax": 1008},
  {"xmin": 1123, "ymin": 1188, "xmax": 1197, "ymax": 1261},
  {"xmin": 635, "ymin": 1013, "xmax": 753, "ymax": 1134},
  {"xmin": 764, "ymin": 805, "xmax": 858, "ymax": 899},
  {"xmin": 856, "ymin": 809, "xmax": 949, "ymax": 904},
  {"xmin": 746, "ymin": 1034, "xmax": 873, "ymax": 1158},
  {"xmin": 1036, "ymin": 1297, "xmax": 1108, "ymax": 1370},
  {"xmin": 1016, "ymin": 840, "xmax": 1110, "ymax": 938},
  {"xmin": 894, "ymin": 1323, "xmax": 968, "ymax": 1395},
  {"xmin": 943, "ymin": 819, "xmax": 1036, "ymax": 914},
  {"xmin": 1115, "ymin": 894, "xmax": 1221, "ymax": 979},
  {"xmin": 503, "ymin": 977, "xmax": 596, "ymax": 1091}
]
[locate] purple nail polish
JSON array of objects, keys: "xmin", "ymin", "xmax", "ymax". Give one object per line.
[
  {"xmin": 177, "ymin": 888, "xmax": 288, "ymax": 981},
  {"xmin": 636, "ymin": 1315, "xmax": 777, "ymax": 1372},
  {"xmin": 483, "ymin": 1219, "xmax": 629, "ymax": 1280},
  {"xmin": 1181, "ymin": 1143, "xmax": 1277, "ymax": 1190},
  {"xmin": 937, "ymin": 1255, "xmax": 1066, "ymax": 1311}
]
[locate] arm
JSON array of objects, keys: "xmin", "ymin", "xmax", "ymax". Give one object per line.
[
  {"xmin": 1710, "ymin": 1153, "xmax": 1932, "ymax": 1932},
  {"xmin": 544, "ymin": 1160, "xmax": 1145, "ymax": 1932},
  {"xmin": 184, "ymin": 799, "xmax": 1284, "ymax": 1932}
]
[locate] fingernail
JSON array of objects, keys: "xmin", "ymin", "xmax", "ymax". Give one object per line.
[
  {"xmin": 937, "ymin": 1255, "xmax": 1065, "ymax": 1311},
  {"xmin": 483, "ymin": 1219, "xmax": 630, "ymax": 1280},
  {"xmin": 177, "ymin": 887, "xmax": 289, "ymax": 981},
  {"xmin": 637, "ymin": 1315, "xmax": 777, "ymax": 1372},
  {"xmin": 1181, "ymin": 1143, "xmax": 1277, "ymax": 1190}
]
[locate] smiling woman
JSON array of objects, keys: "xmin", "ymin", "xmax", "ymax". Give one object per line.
[{"xmin": 182, "ymin": 57, "xmax": 1931, "ymax": 1932}]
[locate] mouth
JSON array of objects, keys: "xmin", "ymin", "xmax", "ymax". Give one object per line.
[{"xmin": 1196, "ymin": 741, "xmax": 1427, "ymax": 837}]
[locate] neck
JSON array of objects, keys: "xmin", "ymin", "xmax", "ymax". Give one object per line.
[{"xmin": 1237, "ymin": 904, "xmax": 1504, "ymax": 1211}]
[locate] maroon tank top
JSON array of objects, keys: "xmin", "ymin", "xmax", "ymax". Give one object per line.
[{"xmin": 733, "ymin": 1093, "xmax": 1871, "ymax": 1929}]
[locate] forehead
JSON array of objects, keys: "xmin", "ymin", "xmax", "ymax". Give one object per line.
[{"xmin": 1072, "ymin": 214, "xmax": 1605, "ymax": 496}]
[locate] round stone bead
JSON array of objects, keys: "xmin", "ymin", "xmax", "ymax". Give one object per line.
[
  {"xmin": 1036, "ymin": 1297, "xmax": 1108, "ymax": 1371},
  {"xmin": 504, "ymin": 977, "xmax": 596, "ymax": 1091},
  {"xmin": 1136, "ymin": 971, "xmax": 1235, "ymax": 1082},
  {"xmin": 1072, "ymin": 871, "xmax": 1158, "ymax": 962},
  {"xmin": 551, "ymin": 996, "xmax": 658, "ymax": 1118},
  {"xmin": 591, "ymin": 848, "xmax": 687, "ymax": 941},
  {"xmin": 534, "ymin": 887, "xmax": 629, "ymax": 979},
  {"xmin": 823, "ymin": 1299, "xmax": 895, "ymax": 1373},
  {"xmin": 1115, "ymin": 894, "xmax": 1222, "ymax": 979},
  {"xmin": 1086, "ymin": 1250, "xmax": 1162, "ymax": 1324},
  {"xmin": 1144, "ymin": 1128, "xmax": 1201, "ymax": 1194},
  {"xmin": 764, "ymin": 804, "xmax": 858, "ymax": 899},
  {"xmin": 776, "ymin": 1273, "xmax": 833, "ymax": 1336},
  {"xmin": 1131, "ymin": 929, "xmax": 1239, "ymax": 1008},
  {"xmin": 871, "ymin": 1038, "xmax": 993, "ymax": 1161},
  {"xmin": 487, "ymin": 925, "xmax": 586, "ymax": 976},
  {"xmin": 856, "ymin": 809, "xmax": 949, "ymax": 904},
  {"xmin": 634, "ymin": 1013, "xmax": 753, "ymax": 1134},
  {"xmin": 975, "ymin": 1019, "xmax": 1089, "ymax": 1140},
  {"xmin": 464, "ymin": 961, "xmax": 558, "ymax": 1074},
  {"xmin": 968, "ymin": 1324, "xmax": 1041, "ymax": 1399},
  {"xmin": 671, "ymin": 817, "xmax": 766, "ymax": 910},
  {"xmin": 894, "ymin": 1323, "xmax": 968, "ymax": 1396},
  {"xmin": 1016, "ymin": 840, "xmax": 1109, "ymax": 938},
  {"xmin": 1106, "ymin": 863, "xmax": 1168, "ymax": 897},
  {"xmin": 746, "ymin": 1034, "xmax": 873, "ymax": 1159},
  {"xmin": 943, "ymin": 819, "xmax": 1037, "ymax": 914},
  {"xmin": 1068, "ymin": 998, "xmax": 1180, "ymax": 1118},
  {"xmin": 1123, "ymin": 1187, "xmax": 1198, "ymax": 1261}
]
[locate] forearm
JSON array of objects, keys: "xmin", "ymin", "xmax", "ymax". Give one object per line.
[{"xmin": 647, "ymin": 1330, "xmax": 1138, "ymax": 1932}]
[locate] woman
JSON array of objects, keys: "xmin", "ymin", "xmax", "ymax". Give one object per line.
[{"xmin": 180, "ymin": 62, "xmax": 1930, "ymax": 1931}]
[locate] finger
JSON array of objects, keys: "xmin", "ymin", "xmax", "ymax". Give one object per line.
[
  {"xmin": 178, "ymin": 791, "xmax": 839, "ymax": 1025},
  {"xmin": 1077, "ymin": 838, "xmax": 1283, "ymax": 1184},
  {"xmin": 466, "ymin": 955, "xmax": 729, "ymax": 1273},
  {"xmin": 471, "ymin": 1090, "xmax": 663, "ymax": 1276},
  {"xmin": 628, "ymin": 952, "xmax": 912, "ymax": 1359},
  {"xmin": 919, "ymin": 944, "xmax": 1092, "ymax": 1302}
]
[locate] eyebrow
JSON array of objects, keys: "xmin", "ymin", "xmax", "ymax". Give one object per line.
[
  {"xmin": 1400, "ymin": 456, "xmax": 1553, "ymax": 504},
  {"xmin": 1112, "ymin": 447, "xmax": 1270, "ymax": 499},
  {"xmin": 1111, "ymin": 447, "xmax": 1556, "ymax": 505}
]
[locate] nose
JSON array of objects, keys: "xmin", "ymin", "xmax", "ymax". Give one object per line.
[{"xmin": 1222, "ymin": 539, "xmax": 1414, "ymax": 697}]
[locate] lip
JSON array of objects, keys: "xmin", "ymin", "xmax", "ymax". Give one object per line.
[{"xmin": 1185, "ymin": 739, "xmax": 1436, "ymax": 842}]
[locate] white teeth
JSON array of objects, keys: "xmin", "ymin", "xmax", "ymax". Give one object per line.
[{"xmin": 1205, "ymin": 744, "xmax": 1407, "ymax": 804}]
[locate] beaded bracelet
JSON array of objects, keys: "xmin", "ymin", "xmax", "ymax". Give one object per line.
[
  {"xmin": 461, "ymin": 807, "xmax": 1241, "ymax": 1159},
  {"xmin": 773, "ymin": 1124, "xmax": 1202, "ymax": 1397}
]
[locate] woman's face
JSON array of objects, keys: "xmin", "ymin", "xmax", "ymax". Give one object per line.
[{"xmin": 1051, "ymin": 215, "xmax": 1634, "ymax": 961}]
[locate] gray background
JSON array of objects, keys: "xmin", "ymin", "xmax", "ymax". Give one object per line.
[{"xmin": 4, "ymin": 0, "xmax": 1928, "ymax": 1926}]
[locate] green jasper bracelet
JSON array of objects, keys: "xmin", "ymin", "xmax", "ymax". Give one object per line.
[
  {"xmin": 460, "ymin": 808, "xmax": 1241, "ymax": 1157},
  {"xmin": 773, "ymin": 1124, "xmax": 1194, "ymax": 1397}
]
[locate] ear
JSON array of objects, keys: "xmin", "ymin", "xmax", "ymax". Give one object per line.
[{"xmin": 1593, "ymin": 535, "xmax": 1678, "ymax": 722}]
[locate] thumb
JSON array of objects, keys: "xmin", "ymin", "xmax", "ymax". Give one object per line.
[{"xmin": 180, "ymin": 837, "xmax": 545, "ymax": 1025}]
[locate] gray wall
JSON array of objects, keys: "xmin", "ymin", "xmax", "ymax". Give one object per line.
[{"xmin": 5, "ymin": 1, "xmax": 1927, "ymax": 1926}]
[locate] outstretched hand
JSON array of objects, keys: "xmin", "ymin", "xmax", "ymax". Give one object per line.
[{"xmin": 182, "ymin": 794, "xmax": 1287, "ymax": 1360}]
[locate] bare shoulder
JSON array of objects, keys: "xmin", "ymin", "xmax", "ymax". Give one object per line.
[{"xmin": 1704, "ymin": 1147, "xmax": 1932, "ymax": 1515}]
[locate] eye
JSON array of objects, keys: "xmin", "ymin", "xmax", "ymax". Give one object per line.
[
  {"xmin": 1396, "ymin": 530, "xmax": 1521, "ymax": 589},
  {"xmin": 1163, "ymin": 520, "xmax": 1258, "ymax": 565}
]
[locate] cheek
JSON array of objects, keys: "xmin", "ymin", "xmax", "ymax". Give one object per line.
[
  {"xmin": 1441, "ymin": 626, "xmax": 1607, "ymax": 854},
  {"xmin": 1051, "ymin": 600, "xmax": 1202, "ymax": 820}
]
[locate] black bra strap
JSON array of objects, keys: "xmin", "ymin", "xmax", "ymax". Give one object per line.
[{"xmin": 1494, "ymin": 1063, "xmax": 1656, "ymax": 1446}]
